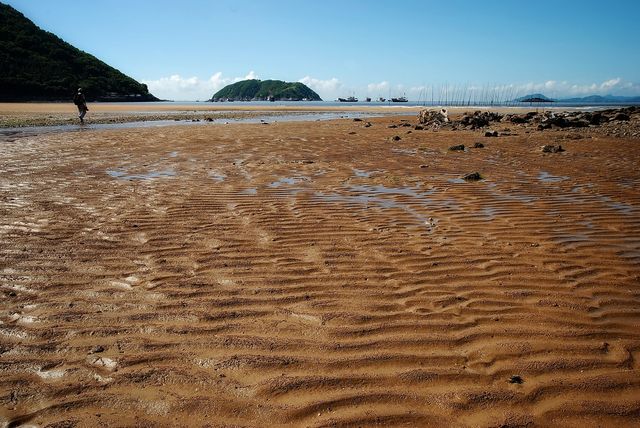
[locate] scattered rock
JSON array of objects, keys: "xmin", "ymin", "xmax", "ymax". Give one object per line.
[
  {"xmin": 364, "ymin": 122, "xmax": 372, "ymax": 127},
  {"xmin": 484, "ymin": 130, "xmax": 499, "ymax": 137},
  {"xmin": 509, "ymin": 375, "xmax": 524, "ymax": 384},
  {"xmin": 473, "ymin": 142, "xmax": 485, "ymax": 148},
  {"xmin": 348, "ymin": 131, "xmax": 357, "ymax": 135},
  {"xmin": 387, "ymin": 124, "xmax": 398, "ymax": 129},
  {"xmin": 391, "ymin": 135, "xmax": 401, "ymax": 142},
  {"xmin": 353, "ymin": 118, "xmax": 363, "ymax": 122},
  {"xmin": 448, "ymin": 144, "xmax": 465, "ymax": 151},
  {"xmin": 462, "ymin": 172, "xmax": 482, "ymax": 181},
  {"xmin": 419, "ymin": 164, "xmax": 428, "ymax": 169},
  {"xmin": 89, "ymin": 345, "xmax": 105, "ymax": 354},
  {"xmin": 541, "ymin": 144, "xmax": 565, "ymax": 153},
  {"xmin": 205, "ymin": 117, "xmax": 213, "ymax": 122},
  {"xmin": 414, "ymin": 125, "xmax": 424, "ymax": 130}
]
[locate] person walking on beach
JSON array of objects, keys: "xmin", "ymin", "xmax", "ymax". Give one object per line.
[{"xmin": 73, "ymin": 88, "xmax": 88, "ymax": 123}]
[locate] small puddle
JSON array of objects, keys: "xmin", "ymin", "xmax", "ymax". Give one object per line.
[
  {"xmin": 314, "ymin": 184, "xmax": 437, "ymax": 230},
  {"xmin": 352, "ymin": 169, "xmax": 379, "ymax": 178},
  {"xmin": 269, "ymin": 177, "xmax": 307, "ymax": 188},
  {"xmin": 447, "ymin": 178, "xmax": 467, "ymax": 184},
  {"xmin": 391, "ymin": 148, "xmax": 417, "ymax": 156},
  {"xmin": 107, "ymin": 169, "xmax": 176, "ymax": 180},
  {"xmin": 538, "ymin": 171, "xmax": 568, "ymax": 183},
  {"xmin": 209, "ymin": 171, "xmax": 226, "ymax": 182},
  {"xmin": 241, "ymin": 188, "xmax": 257, "ymax": 195}
]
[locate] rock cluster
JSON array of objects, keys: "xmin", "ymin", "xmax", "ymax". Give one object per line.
[
  {"xmin": 459, "ymin": 111, "xmax": 503, "ymax": 129},
  {"xmin": 415, "ymin": 106, "xmax": 639, "ymax": 136},
  {"xmin": 418, "ymin": 109, "xmax": 449, "ymax": 128}
]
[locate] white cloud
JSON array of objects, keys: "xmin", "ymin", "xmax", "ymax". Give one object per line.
[
  {"xmin": 142, "ymin": 71, "xmax": 260, "ymax": 101},
  {"xmin": 298, "ymin": 76, "xmax": 342, "ymax": 100},
  {"xmin": 513, "ymin": 77, "xmax": 639, "ymax": 97},
  {"xmin": 367, "ymin": 81, "xmax": 389, "ymax": 94}
]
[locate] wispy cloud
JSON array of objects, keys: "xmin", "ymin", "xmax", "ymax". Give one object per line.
[{"xmin": 142, "ymin": 71, "xmax": 259, "ymax": 100}]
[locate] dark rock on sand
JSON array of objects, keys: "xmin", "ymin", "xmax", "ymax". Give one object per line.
[
  {"xmin": 541, "ymin": 144, "xmax": 565, "ymax": 153},
  {"xmin": 463, "ymin": 172, "xmax": 483, "ymax": 181},
  {"xmin": 391, "ymin": 135, "xmax": 401, "ymax": 141},
  {"xmin": 473, "ymin": 142, "xmax": 485, "ymax": 148},
  {"xmin": 449, "ymin": 144, "xmax": 465, "ymax": 151},
  {"xmin": 89, "ymin": 345, "xmax": 105, "ymax": 354},
  {"xmin": 414, "ymin": 125, "xmax": 424, "ymax": 130},
  {"xmin": 353, "ymin": 118, "xmax": 363, "ymax": 122},
  {"xmin": 387, "ymin": 124, "xmax": 398, "ymax": 129},
  {"xmin": 485, "ymin": 130, "xmax": 499, "ymax": 137},
  {"xmin": 613, "ymin": 113, "xmax": 630, "ymax": 121},
  {"xmin": 509, "ymin": 375, "xmax": 524, "ymax": 384}
]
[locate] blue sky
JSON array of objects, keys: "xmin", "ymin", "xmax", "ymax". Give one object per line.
[{"xmin": 5, "ymin": 0, "xmax": 640, "ymax": 100}]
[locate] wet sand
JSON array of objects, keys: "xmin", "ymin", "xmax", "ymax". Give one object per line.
[{"xmin": 1, "ymin": 115, "xmax": 639, "ymax": 426}]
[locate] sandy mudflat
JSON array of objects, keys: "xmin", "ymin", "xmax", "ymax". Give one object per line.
[{"xmin": 1, "ymin": 115, "xmax": 639, "ymax": 427}]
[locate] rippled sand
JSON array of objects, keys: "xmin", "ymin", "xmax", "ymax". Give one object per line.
[{"xmin": 1, "ymin": 116, "xmax": 639, "ymax": 426}]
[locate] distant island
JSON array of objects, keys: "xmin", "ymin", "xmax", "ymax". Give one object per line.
[
  {"xmin": 210, "ymin": 79, "xmax": 322, "ymax": 102},
  {"xmin": 515, "ymin": 94, "xmax": 555, "ymax": 103},
  {"xmin": 0, "ymin": 3, "xmax": 158, "ymax": 102},
  {"xmin": 516, "ymin": 93, "xmax": 640, "ymax": 104}
]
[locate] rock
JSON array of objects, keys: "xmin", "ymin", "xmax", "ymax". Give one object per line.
[
  {"xmin": 613, "ymin": 113, "xmax": 630, "ymax": 121},
  {"xmin": 509, "ymin": 375, "xmax": 524, "ymax": 384},
  {"xmin": 460, "ymin": 111, "xmax": 503, "ymax": 129},
  {"xmin": 89, "ymin": 345, "xmax": 105, "ymax": 354},
  {"xmin": 462, "ymin": 172, "xmax": 482, "ymax": 181},
  {"xmin": 364, "ymin": 122, "xmax": 372, "ymax": 127},
  {"xmin": 541, "ymin": 144, "xmax": 564, "ymax": 153},
  {"xmin": 419, "ymin": 164, "xmax": 428, "ymax": 169},
  {"xmin": 205, "ymin": 117, "xmax": 213, "ymax": 122},
  {"xmin": 353, "ymin": 118, "xmax": 363, "ymax": 122},
  {"xmin": 418, "ymin": 108, "xmax": 449, "ymax": 125},
  {"xmin": 391, "ymin": 135, "xmax": 401, "ymax": 141},
  {"xmin": 473, "ymin": 142, "xmax": 485, "ymax": 148},
  {"xmin": 387, "ymin": 124, "xmax": 398, "ymax": 129},
  {"xmin": 414, "ymin": 125, "xmax": 424, "ymax": 130},
  {"xmin": 484, "ymin": 130, "xmax": 498, "ymax": 137},
  {"xmin": 448, "ymin": 144, "xmax": 465, "ymax": 151}
]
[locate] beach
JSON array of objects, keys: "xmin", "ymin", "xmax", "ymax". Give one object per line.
[{"xmin": 1, "ymin": 109, "xmax": 639, "ymax": 426}]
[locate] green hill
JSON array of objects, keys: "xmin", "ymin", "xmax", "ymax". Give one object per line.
[
  {"xmin": 0, "ymin": 3, "xmax": 158, "ymax": 102},
  {"xmin": 210, "ymin": 79, "xmax": 322, "ymax": 101}
]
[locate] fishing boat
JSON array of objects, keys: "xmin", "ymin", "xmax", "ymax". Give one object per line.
[
  {"xmin": 337, "ymin": 96, "xmax": 358, "ymax": 102},
  {"xmin": 391, "ymin": 96, "xmax": 408, "ymax": 103}
]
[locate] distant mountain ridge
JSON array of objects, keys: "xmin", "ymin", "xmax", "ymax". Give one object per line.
[
  {"xmin": 0, "ymin": 2, "xmax": 158, "ymax": 101},
  {"xmin": 210, "ymin": 79, "xmax": 322, "ymax": 102},
  {"xmin": 516, "ymin": 93, "xmax": 640, "ymax": 104}
]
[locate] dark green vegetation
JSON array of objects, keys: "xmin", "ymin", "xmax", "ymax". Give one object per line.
[
  {"xmin": 0, "ymin": 3, "xmax": 158, "ymax": 101},
  {"xmin": 210, "ymin": 79, "xmax": 322, "ymax": 101}
]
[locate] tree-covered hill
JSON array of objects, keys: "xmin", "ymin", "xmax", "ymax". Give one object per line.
[
  {"xmin": 210, "ymin": 79, "xmax": 321, "ymax": 101},
  {"xmin": 0, "ymin": 2, "xmax": 158, "ymax": 101}
]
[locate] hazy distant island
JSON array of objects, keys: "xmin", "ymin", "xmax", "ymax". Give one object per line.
[
  {"xmin": 210, "ymin": 79, "xmax": 322, "ymax": 102},
  {"xmin": 0, "ymin": 3, "xmax": 158, "ymax": 102}
]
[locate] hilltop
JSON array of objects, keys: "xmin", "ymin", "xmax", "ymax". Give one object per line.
[
  {"xmin": 0, "ymin": 3, "xmax": 158, "ymax": 102},
  {"xmin": 210, "ymin": 79, "xmax": 322, "ymax": 102}
]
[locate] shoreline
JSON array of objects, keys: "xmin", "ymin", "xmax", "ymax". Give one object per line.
[{"xmin": 0, "ymin": 102, "xmax": 630, "ymax": 129}]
